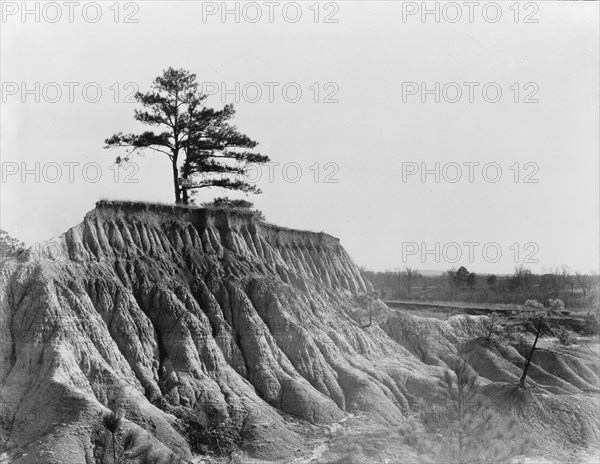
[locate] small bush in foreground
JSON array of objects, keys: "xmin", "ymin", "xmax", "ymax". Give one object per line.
[
  {"xmin": 557, "ymin": 326, "xmax": 576, "ymax": 346},
  {"xmin": 177, "ymin": 408, "xmax": 242, "ymax": 457},
  {"xmin": 401, "ymin": 357, "xmax": 529, "ymax": 463}
]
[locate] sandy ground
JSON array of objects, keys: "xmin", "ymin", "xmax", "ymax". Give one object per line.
[{"xmin": 190, "ymin": 407, "xmax": 600, "ymax": 464}]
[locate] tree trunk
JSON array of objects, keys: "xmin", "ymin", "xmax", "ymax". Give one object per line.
[
  {"xmin": 457, "ymin": 380, "xmax": 465, "ymax": 464},
  {"xmin": 172, "ymin": 161, "xmax": 181, "ymax": 204},
  {"xmin": 112, "ymin": 432, "xmax": 116, "ymax": 464},
  {"xmin": 519, "ymin": 324, "xmax": 541, "ymax": 388}
]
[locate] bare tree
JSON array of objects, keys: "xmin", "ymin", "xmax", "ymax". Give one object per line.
[
  {"xmin": 404, "ymin": 266, "xmax": 422, "ymax": 299},
  {"xmin": 484, "ymin": 312, "xmax": 502, "ymax": 341},
  {"xmin": 540, "ymin": 266, "xmax": 571, "ymax": 304},
  {"xmin": 511, "ymin": 264, "xmax": 532, "ymax": 292},
  {"xmin": 567, "ymin": 275, "xmax": 576, "ymax": 296},
  {"xmin": 558, "ymin": 266, "xmax": 572, "ymax": 295},
  {"xmin": 446, "ymin": 268, "xmax": 459, "ymax": 301},
  {"xmin": 358, "ymin": 291, "xmax": 380, "ymax": 328},
  {"xmin": 575, "ymin": 272, "xmax": 592, "ymax": 298},
  {"xmin": 518, "ymin": 299, "xmax": 564, "ymax": 388}
]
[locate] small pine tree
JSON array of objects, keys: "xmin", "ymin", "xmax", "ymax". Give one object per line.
[
  {"xmin": 402, "ymin": 357, "xmax": 527, "ymax": 464},
  {"xmin": 101, "ymin": 408, "xmax": 124, "ymax": 464}
]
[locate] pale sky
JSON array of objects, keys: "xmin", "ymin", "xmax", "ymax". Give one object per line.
[{"xmin": 1, "ymin": 1, "xmax": 599, "ymax": 274}]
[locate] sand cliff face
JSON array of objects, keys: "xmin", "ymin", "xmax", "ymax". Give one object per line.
[
  {"xmin": 0, "ymin": 202, "xmax": 397, "ymax": 463},
  {"xmin": 1, "ymin": 202, "xmax": 598, "ymax": 463}
]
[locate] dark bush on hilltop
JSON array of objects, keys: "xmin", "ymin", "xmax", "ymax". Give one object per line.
[
  {"xmin": 203, "ymin": 197, "xmax": 253, "ymax": 209},
  {"xmin": 202, "ymin": 197, "xmax": 265, "ymax": 220}
]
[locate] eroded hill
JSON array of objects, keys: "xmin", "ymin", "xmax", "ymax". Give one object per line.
[{"xmin": 0, "ymin": 201, "xmax": 598, "ymax": 463}]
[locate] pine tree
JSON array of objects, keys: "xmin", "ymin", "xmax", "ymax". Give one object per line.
[
  {"xmin": 105, "ymin": 67, "xmax": 269, "ymax": 204},
  {"xmin": 403, "ymin": 357, "xmax": 527, "ymax": 463}
]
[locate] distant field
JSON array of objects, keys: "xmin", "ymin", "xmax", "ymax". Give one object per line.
[{"xmin": 384, "ymin": 299, "xmax": 523, "ymax": 312}]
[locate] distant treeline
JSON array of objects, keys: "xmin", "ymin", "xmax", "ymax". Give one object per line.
[{"xmin": 362, "ymin": 265, "xmax": 600, "ymax": 310}]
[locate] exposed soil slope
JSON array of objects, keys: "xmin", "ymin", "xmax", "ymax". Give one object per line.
[{"xmin": 0, "ymin": 202, "xmax": 598, "ymax": 463}]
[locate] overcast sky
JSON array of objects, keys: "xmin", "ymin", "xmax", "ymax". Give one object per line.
[{"xmin": 1, "ymin": 1, "xmax": 598, "ymax": 274}]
